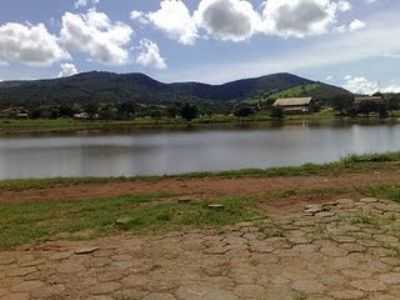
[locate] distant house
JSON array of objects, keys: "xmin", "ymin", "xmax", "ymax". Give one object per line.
[
  {"xmin": 273, "ymin": 97, "xmax": 315, "ymax": 113},
  {"xmin": 16, "ymin": 112, "xmax": 29, "ymax": 119},
  {"xmin": 354, "ymin": 96, "xmax": 384, "ymax": 106},
  {"xmin": 353, "ymin": 96, "xmax": 385, "ymax": 113},
  {"xmin": 73, "ymin": 112, "xmax": 90, "ymax": 120},
  {"xmin": 0, "ymin": 107, "xmax": 29, "ymax": 119}
]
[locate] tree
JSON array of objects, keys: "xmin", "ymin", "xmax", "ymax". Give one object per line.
[
  {"xmin": 150, "ymin": 109, "xmax": 163, "ymax": 121},
  {"xmin": 117, "ymin": 102, "xmax": 136, "ymax": 119},
  {"xmin": 373, "ymin": 92, "xmax": 384, "ymax": 97},
  {"xmin": 270, "ymin": 106, "xmax": 285, "ymax": 119},
  {"xmin": 179, "ymin": 103, "xmax": 199, "ymax": 122},
  {"xmin": 387, "ymin": 94, "xmax": 400, "ymax": 114},
  {"xmin": 59, "ymin": 105, "xmax": 76, "ymax": 118},
  {"xmin": 331, "ymin": 95, "xmax": 354, "ymax": 115},
  {"xmin": 166, "ymin": 105, "xmax": 178, "ymax": 119},
  {"xmin": 98, "ymin": 103, "xmax": 117, "ymax": 120},
  {"xmin": 378, "ymin": 105, "xmax": 389, "ymax": 119},
  {"xmin": 84, "ymin": 104, "xmax": 98, "ymax": 119},
  {"xmin": 233, "ymin": 105, "xmax": 256, "ymax": 118}
]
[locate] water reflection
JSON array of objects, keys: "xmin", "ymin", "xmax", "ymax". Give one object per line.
[{"xmin": 0, "ymin": 123, "xmax": 399, "ymax": 179}]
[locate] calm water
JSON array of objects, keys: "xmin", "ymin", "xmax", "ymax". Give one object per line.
[{"xmin": 1, "ymin": 123, "xmax": 400, "ymax": 180}]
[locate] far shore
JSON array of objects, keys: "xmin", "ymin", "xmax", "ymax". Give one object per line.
[{"xmin": 0, "ymin": 112, "xmax": 399, "ymax": 135}]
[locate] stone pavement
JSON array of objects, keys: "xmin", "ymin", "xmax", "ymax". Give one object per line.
[{"xmin": 1, "ymin": 197, "xmax": 400, "ymax": 300}]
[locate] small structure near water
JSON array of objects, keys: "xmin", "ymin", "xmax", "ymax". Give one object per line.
[
  {"xmin": 353, "ymin": 96, "xmax": 385, "ymax": 115},
  {"xmin": 273, "ymin": 97, "xmax": 315, "ymax": 113},
  {"xmin": 0, "ymin": 107, "xmax": 29, "ymax": 119},
  {"xmin": 354, "ymin": 96, "xmax": 384, "ymax": 106}
]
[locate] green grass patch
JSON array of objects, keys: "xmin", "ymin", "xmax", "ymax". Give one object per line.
[
  {"xmin": 0, "ymin": 194, "xmax": 259, "ymax": 249},
  {"xmin": 268, "ymin": 83, "xmax": 321, "ymax": 101},
  {"xmin": 366, "ymin": 185, "xmax": 400, "ymax": 202},
  {"xmin": 350, "ymin": 213, "xmax": 379, "ymax": 225}
]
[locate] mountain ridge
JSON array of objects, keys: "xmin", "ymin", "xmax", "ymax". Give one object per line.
[{"xmin": 0, "ymin": 71, "xmax": 351, "ymax": 106}]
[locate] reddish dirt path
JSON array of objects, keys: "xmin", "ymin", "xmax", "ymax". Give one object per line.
[{"xmin": 1, "ymin": 168, "xmax": 399, "ymax": 205}]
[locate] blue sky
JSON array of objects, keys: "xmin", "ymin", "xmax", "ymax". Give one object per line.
[{"xmin": 0, "ymin": 0, "xmax": 399, "ymax": 94}]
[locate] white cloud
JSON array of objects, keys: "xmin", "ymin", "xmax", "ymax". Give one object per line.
[
  {"xmin": 343, "ymin": 76, "xmax": 379, "ymax": 94},
  {"xmin": 349, "ymin": 19, "xmax": 366, "ymax": 32},
  {"xmin": 337, "ymin": 0, "xmax": 352, "ymax": 12},
  {"xmin": 0, "ymin": 22, "xmax": 68, "ymax": 66},
  {"xmin": 134, "ymin": 0, "xmax": 352, "ymax": 44},
  {"xmin": 193, "ymin": 0, "xmax": 262, "ymax": 42},
  {"xmin": 60, "ymin": 10, "xmax": 133, "ymax": 65},
  {"xmin": 136, "ymin": 39, "xmax": 167, "ymax": 70},
  {"xmin": 343, "ymin": 75, "xmax": 400, "ymax": 95},
  {"xmin": 58, "ymin": 63, "xmax": 78, "ymax": 77},
  {"xmin": 74, "ymin": 0, "xmax": 99, "ymax": 9},
  {"xmin": 145, "ymin": 0, "xmax": 198, "ymax": 45},
  {"xmin": 130, "ymin": 10, "xmax": 149, "ymax": 25},
  {"xmin": 164, "ymin": 10, "xmax": 400, "ymax": 84},
  {"xmin": 261, "ymin": 0, "xmax": 349, "ymax": 38},
  {"xmin": 326, "ymin": 75, "xmax": 334, "ymax": 81}
]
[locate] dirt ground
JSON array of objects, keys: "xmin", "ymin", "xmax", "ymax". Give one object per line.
[
  {"xmin": 2, "ymin": 197, "xmax": 400, "ymax": 300},
  {"xmin": 0, "ymin": 169, "xmax": 399, "ymax": 205},
  {"xmin": 2, "ymin": 170, "xmax": 400, "ymax": 299}
]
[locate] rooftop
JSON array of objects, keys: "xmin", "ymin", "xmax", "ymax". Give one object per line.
[{"xmin": 273, "ymin": 97, "xmax": 313, "ymax": 107}]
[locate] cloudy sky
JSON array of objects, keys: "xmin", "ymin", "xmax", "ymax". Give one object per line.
[{"xmin": 0, "ymin": 0, "xmax": 399, "ymax": 94}]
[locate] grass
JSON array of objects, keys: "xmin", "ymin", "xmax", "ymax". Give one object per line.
[
  {"xmin": 0, "ymin": 193, "xmax": 259, "ymax": 249},
  {"xmin": 367, "ymin": 184, "xmax": 400, "ymax": 202},
  {"xmin": 2, "ymin": 150, "xmax": 400, "ymax": 249},
  {"xmin": 1, "ymin": 151, "xmax": 400, "ymax": 192},
  {"xmin": 350, "ymin": 213, "xmax": 379, "ymax": 225}
]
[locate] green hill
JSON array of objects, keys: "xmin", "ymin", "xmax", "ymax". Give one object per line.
[
  {"xmin": 0, "ymin": 72, "xmax": 350, "ymax": 106},
  {"xmin": 247, "ymin": 82, "xmax": 351, "ymax": 105}
]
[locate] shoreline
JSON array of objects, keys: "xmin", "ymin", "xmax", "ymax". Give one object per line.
[
  {"xmin": 1, "ymin": 151, "xmax": 400, "ymax": 191},
  {"xmin": 1, "ymin": 151, "xmax": 400, "ymax": 249},
  {"xmin": 0, "ymin": 115, "xmax": 398, "ymax": 136}
]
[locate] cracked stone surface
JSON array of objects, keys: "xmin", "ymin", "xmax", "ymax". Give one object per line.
[{"xmin": 1, "ymin": 197, "xmax": 400, "ymax": 299}]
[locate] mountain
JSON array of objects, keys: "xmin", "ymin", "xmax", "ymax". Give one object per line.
[{"xmin": 0, "ymin": 71, "xmax": 351, "ymax": 106}]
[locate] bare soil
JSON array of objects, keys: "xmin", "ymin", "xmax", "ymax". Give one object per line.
[{"xmin": 1, "ymin": 169, "xmax": 399, "ymax": 218}]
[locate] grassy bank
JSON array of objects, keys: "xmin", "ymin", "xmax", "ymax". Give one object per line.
[
  {"xmin": 1, "ymin": 180, "xmax": 400, "ymax": 249},
  {"xmin": 0, "ymin": 194, "xmax": 259, "ymax": 249},
  {"xmin": 2, "ymin": 151, "xmax": 400, "ymax": 248},
  {"xmin": 1, "ymin": 151, "xmax": 400, "ymax": 192}
]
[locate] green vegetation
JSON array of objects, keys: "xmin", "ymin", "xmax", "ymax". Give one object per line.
[
  {"xmin": 0, "ymin": 109, "xmax": 368, "ymax": 135},
  {"xmin": 3, "ymin": 151, "xmax": 400, "ymax": 249},
  {"xmin": 367, "ymin": 185, "xmax": 400, "ymax": 203},
  {"xmin": 2, "ymin": 151, "xmax": 400, "ymax": 192},
  {"xmin": 268, "ymin": 83, "xmax": 321, "ymax": 100},
  {"xmin": 0, "ymin": 72, "xmax": 318, "ymax": 105},
  {"xmin": 0, "ymin": 194, "xmax": 258, "ymax": 249}
]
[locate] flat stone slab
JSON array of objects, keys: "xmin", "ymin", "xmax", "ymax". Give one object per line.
[
  {"xmin": 304, "ymin": 204, "xmax": 325, "ymax": 215},
  {"xmin": 329, "ymin": 290, "xmax": 365, "ymax": 299},
  {"xmin": 1, "ymin": 197, "xmax": 400, "ymax": 299},
  {"xmin": 350, "ymin": 279, "xmax": 387, "ymax": 292},
  {"xmin": 143, "ymin": 293, "xmax": 177, "ymax": 300},
  {"xmin": 74, "ymin": 247, "xmax": 99, "ymax": 255},
  {"xmin": 207, "ymin": 204, "xmax": 224, "ymax": 209},
  {"xmin": 360, "ymin": 198, "xmax": 379, "ymax": 203},
  {"xmin": 176, "ymin": 286, "xmax": 239, "ymax": 300},
  {"xmin": 116, "ymin": 217, "xmax": 135, "ymax": 225}
]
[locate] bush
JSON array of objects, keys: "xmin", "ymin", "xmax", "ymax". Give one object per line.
[
  {"xmin": 180, "ymin": 103, "xmax": 199, "ymax": 122},
  {"xmin": 270, "ymin": 107, "xmax": 284, "ymax": 119},
  {"xmin": 233, "ymin": 105, "xmax": 256, "ymax": 118}
]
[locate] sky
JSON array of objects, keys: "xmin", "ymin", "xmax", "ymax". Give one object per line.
[{"xmin": 0, "ymin": 0, "xmax": 399, "ymax": 95}]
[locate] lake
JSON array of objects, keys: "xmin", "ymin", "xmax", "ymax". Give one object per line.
[{"xmin": 1, "ymin": 122, "xmax": 400, "ymax": 180}]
